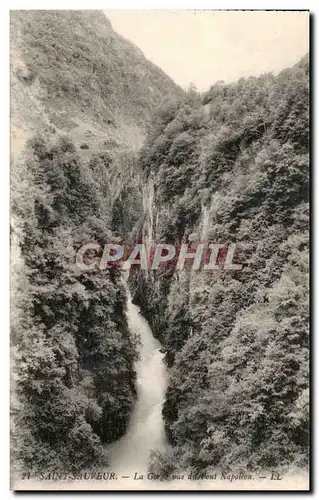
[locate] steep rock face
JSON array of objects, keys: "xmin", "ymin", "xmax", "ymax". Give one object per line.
[
  {"xmin": 131, "ymin": 56, "xmax": 309, "ymax": 473},
  {"xmin": 10, "ymin": 10, "xmax": 183, "ymax": 475}
]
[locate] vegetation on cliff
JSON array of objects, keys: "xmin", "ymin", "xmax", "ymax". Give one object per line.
[{"xmin": 134, "ymin": 55, "xmax": 309, "ymax": 473}]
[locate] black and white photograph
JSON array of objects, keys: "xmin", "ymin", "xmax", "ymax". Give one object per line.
[{"xmin": 9, "ymin": 9, "xmax": 310, "ymax": 491}]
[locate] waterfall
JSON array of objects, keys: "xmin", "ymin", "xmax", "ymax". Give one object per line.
[
  {"xmin": 200, "ymin": 193, "xmax": 221, "ymax": 242},
  {"xmin": 142, "ymin": 178, "xmax": 155, "ymax": 252},
  {"xmin": 201, "ymin": 203, "xmax": 210, "ymax": 242},
  {"xmin": 108, "ymin": 290, "xmax": 168, "ymax": 475}
]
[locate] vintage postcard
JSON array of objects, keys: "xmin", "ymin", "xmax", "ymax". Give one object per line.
[{"xmin": 10, "ymin": 9, "xmax": 310, "ymax": 491}]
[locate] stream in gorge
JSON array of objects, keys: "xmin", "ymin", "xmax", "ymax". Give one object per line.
[{"xmin": 108, "ymin": 290, "xmax": 168, "ymax": 477}]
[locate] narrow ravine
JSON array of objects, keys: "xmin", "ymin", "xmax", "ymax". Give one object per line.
[{"xmin": 108, "ymin": 291, "xmax": 168, "ymax": 475}]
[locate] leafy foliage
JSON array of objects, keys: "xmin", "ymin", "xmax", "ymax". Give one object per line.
[
  {"xmin": 11, "ymin": 136, "xmax": 137, "ymax": 473},
  {"xmin": 133, "ymin": 56, "xmax": 309, "ymax": 473}
]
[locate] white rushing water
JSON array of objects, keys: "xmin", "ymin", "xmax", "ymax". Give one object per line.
[{"xmin": 108, "ymin": 292, "xmax": 168, "ymax": 475}]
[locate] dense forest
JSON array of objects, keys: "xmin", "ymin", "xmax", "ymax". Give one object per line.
[
  {"xmin": 132, "ymin": 55, "xmax": 309, "ymax": 474},
  {"xmin": 11, "ymin": 135, "xmax": 141, "ymax": 471},
  {"xmin": 11, "ymin": 10, "xmax": 309, "ymax": 480}
]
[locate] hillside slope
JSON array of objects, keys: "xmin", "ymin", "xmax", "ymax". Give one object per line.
[{"xmin": 10, "ymin": 10, "xmax": 183, "ymax": 157}]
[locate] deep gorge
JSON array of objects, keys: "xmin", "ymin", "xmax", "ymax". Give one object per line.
[{"xmin": 11, "ymin": 10, "xmax": 309, "ymax": 480}]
